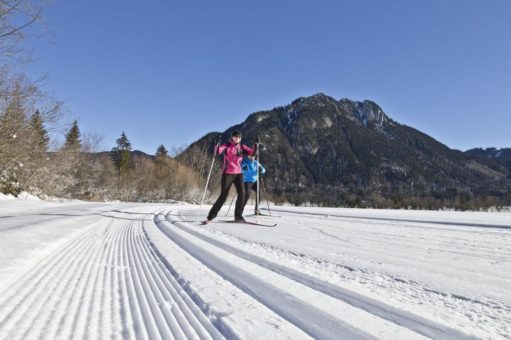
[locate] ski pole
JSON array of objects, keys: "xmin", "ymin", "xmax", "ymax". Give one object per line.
[
  {"xmin": 261, "ymin": 177, "xmax": 272, "ymax": 216},
  {"xmin": 225, "ymin": 194, "xmax": 235, "ymax": 216},
  {"xmin": 255, "ymin": 136, "xmax": 260, "ymax": 216},
  {"xmin": 200, "ymin": 135, "xmax": 221, "ymax": 209}
]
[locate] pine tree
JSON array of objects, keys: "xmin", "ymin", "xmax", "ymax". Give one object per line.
[
  {"xmin": 0, "ymin": 82, "xmax": 26, "ymax": 150},
  {"xmin": 156, "ymin": 144, "xmax": 168, "ymax": 158},
  {"xmin": 29, "ymin": 110, "xmax": 49, "ymax": 153},
  {"xmin": 0, "ymin": 83, "xmax": 28, "ymax": 195},
  {"xmin": 112, "ymin": 131, "xmax": 132, "ymax": 175},
  {"xmin": 64, "ymin": 120, "xmax": 81, "ymax": 151}
]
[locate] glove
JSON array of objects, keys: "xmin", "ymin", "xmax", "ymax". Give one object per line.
[{"xmin": 254, "ymin": 136, "xmax": 260, "ymax": 144}]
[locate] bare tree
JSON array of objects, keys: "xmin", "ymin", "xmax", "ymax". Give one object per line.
[{"xmin": 0, "ymin": 0, "xmax": 48, "ymax": 63}]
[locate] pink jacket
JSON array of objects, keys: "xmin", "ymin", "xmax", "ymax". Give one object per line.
[{"xmin": 217, "ymin": 141, "xmax": 256, "ymax": 174}]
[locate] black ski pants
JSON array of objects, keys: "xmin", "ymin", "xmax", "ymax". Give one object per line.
[
  {"xmin": 243, "ymin": 182, "xmax": 259, "ymax": 211},
  {"xmin": 207, "ymin": 173, "xmax": 245, "ymax": 220}
]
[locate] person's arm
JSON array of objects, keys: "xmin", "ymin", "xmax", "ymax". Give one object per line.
[
  {"xmin": 217, "ymin": 143, "xmax": 228, "ymax": 155},
  {"xmin": 241, "ymin": 144, "xmax": 255, "ymax": 156},
  {"xmin": 259, "ymin": 162, "xmax": 266, "ymax": 174}
]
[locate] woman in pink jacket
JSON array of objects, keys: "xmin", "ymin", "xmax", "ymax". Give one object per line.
[{"xmin": 205, "ymin": 130, "xmax": 257, "ymax": 223}]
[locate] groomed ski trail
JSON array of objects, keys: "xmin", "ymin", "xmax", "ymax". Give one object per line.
[
  {"xmin": 0, "ymin": 208, "xmax": 224, "ymax": 340},
  {"xmin": 1, "ymin": 202, "xmax": 508, "ymax": 339},
  {"xmin": 149, "ymin": 210, "xmax": 475, "ymax": 339},
  {"xmin": 160, "ymin": 211, "xmax": 476, "ymax": 339}
]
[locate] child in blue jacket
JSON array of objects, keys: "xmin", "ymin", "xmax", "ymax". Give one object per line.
[{"xmin": 241, "ymin": 154, "xmax": 266, "ymax": 214}]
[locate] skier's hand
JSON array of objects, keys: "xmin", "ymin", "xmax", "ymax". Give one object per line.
[{"xmin": 254, "ymin": 136, "xmax": 260, "ymax": 144}]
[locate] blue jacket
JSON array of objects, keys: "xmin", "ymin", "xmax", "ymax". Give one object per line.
[{"xmin": 241, "ymin": 158, "xmax": 265, "ymax": 183}]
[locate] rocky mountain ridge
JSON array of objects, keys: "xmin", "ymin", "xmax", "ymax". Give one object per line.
[{"xmin": 178, "ymin": 93, "xmax": 511, "ymax": 208}]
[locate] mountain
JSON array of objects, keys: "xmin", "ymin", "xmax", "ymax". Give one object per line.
[
  {"xmin": 178, "ymin": 93, "xmax": 511, "ymax": 209},
  {"xmin": 94, "ymin": 150, "xmax": 156, "ymax": 159},
  {"xmin": 465, "ymin": 148, "xmax": 511, "ymax": 172}
]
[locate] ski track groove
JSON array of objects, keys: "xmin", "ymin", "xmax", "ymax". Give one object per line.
[
  {"xmin": 293, "ymin": 220, "xmax": 510, "ymax": 284},
  {"xmin": 100, "ymin": 219, "xmax": 118, "ymax": 339},
  {"xmin": 162, "ymin": 211, "xmax": 476, "ymax": 340},
  {"xmin": 109, "ymin": 218, "xmax": 125, "ymax": 339},
  {"xmin": 202, "ymin": 208, "xmax": 511, "ymax": 311},
  {"xmin": 0, "ymin": 209, "xmax": 224, "ymax": 340},
  {"xmin": 128, "ymin": 219, "xmax": 177, "ymax": 339},
  {"xmin": 0, "ymin": 228, "xmax": 93, "ymax": 337},
  {"xmin": 309, "ymin": 218, "xmax": 511, "ymax": 261},
  {"xmin": 11, "ymin": 234, "xmax": 93, "ymax": 340},
  {"xmin": 118, "ymin": 220, "xmax": 138, "ymax": 339},
  {"xmin": 95, "ymin": 219, "xmax": 117, "ymax": 339},
  {"xmin": 138, "ymin": 210, "xmax": 224, "ymax": 340},
  {"xmin": 135, "ymin": 233, "xmax": 192, "ymax": 339},
  {"xmin": 249, "ymin": 208, "xmax": 511, "ymax": 256},
  {"xmin": 20, "ymin": 225, "xmax": 100, "ymax": 340},
  {"xmin": 70, "ymin": 224, "xmax": 111, "ymax": 340},
  {"xmin": 288, "ymin": 219, "xmax": 511, "ymax": 309},
  {"xmin": 180, "ymin": 208, "xmax": 511, "ymax": 337},
  {"xmin": 78, "ymin": 221, "xmax": 113, "ymax": 339},
  {"xmin": 65, "ymin": 224, "xmax": 110, "ymax": 340},
  {"xmin": 268, "ymin": 208, "xmax": 511, "ymax": 230},
  {"xmin": 0, "ymin": 228, "xmax": 90, "ymax": 315},
  {"xmin": 155, "ymin": 212, "xmax": 376, "ymax": 340},
  {"xmin": 140, "ymin": 215, "xmax": 224, "ymax": 340},
  {"xmin": 84, "ymin": 222, "xmax": 110, "ymax": 339},
  {"xmin": 133, "ymin": 219, "xmax": 191, "ymax": 339},
  {"xmin": 43, "ymin": 223, "xmax": 100, "ymax": 340},
  {"xmin": 122, "ymin": 220, "xmax": 151, "ymax": 340}
]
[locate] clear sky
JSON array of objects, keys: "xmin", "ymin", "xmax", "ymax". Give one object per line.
[{"xmin": 24, "ymin": 0, "xmax": 511, "ymax": 154}]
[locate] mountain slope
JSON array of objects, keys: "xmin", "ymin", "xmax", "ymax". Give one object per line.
[
  {"xmin": 465, "ymin": 147, "xmax": 511, "ymax": 172},
  {"xmin": 179, "ymin": 93, "xmax": 511, "ymax": 208}
]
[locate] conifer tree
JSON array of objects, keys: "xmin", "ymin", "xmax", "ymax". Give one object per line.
[
  {"xmin": 112, "ymin": 131, "xmax": 132, "ymax": 175},
  {"xmin": 0, "ymin": 83, "xmax": 28, "ymax": 195},
  {"xmin": 29, "ymin": 110, "xmax": 49, "ymax": 153},
  {"xmin": 156, "ymin": 144, "xmax": 168, "ymax": 158},
  {"xmin": 64, "ymin": 120, "xmax": 81, "ymax": 151},
  {"xmin": 0, "ymin": 82, "xmax": 26, "ymax": 150}
]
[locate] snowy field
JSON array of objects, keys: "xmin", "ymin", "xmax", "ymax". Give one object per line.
[{"xmin": 0, "ymin": 197, "xmax": 510, "ymax": 339}]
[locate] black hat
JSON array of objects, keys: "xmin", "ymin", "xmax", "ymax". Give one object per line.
[{"xmin": 231, "ymin": 130, "xmax": 242, "ymax": 138}]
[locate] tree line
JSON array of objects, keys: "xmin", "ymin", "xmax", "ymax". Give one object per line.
[
  {"xmin": 0, "ymin": 1, "xmax": 218, "ymax": 202},
  {"xmin": 0, "ymin": 109, "xmax": 209, "ymax": 201}
]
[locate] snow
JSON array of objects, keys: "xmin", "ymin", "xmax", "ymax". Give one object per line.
[
  {"xmin": 323, "ymin": 116, "xmax": 333, "ymax": 128},
  {"xmin": 0, "ymin": 200, "xmax": 510, "ymax": 339},
  {"xmin": 256, "ymin": 114, "xmax": 269, "ymax": 123},
  {"xmin": 0, "ymin": 191, "xmax": 41, "ymax": 201},
  {"xmin": 0, "ymin": 193, "xmax": 16, "ymax": 200}
]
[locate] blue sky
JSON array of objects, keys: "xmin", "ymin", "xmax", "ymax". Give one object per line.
[{"xmin": 24, "ymin": 0, "xmax": 510, "ymax": 154}]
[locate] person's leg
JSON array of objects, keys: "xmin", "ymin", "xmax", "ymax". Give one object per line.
[
  {"xmin": 234, "ymin": 174, "xmax": 246, "ymax": 220},
  {"xmin": 243, "ymin": 182, "xmax": 252, "ymax": 209},
  {"xmin": 207, "ymin": 174, "xmax": 234, "ymax": 220}
]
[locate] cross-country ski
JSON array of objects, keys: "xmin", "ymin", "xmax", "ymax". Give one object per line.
[{"xmin": 218, "ymin": 219, "xmax": 277, "ymax": 227}]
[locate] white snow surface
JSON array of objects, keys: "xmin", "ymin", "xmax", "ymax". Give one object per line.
[{"xmin": 0, "ymin": 200, "xmax": 510, "ymax": 339}]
